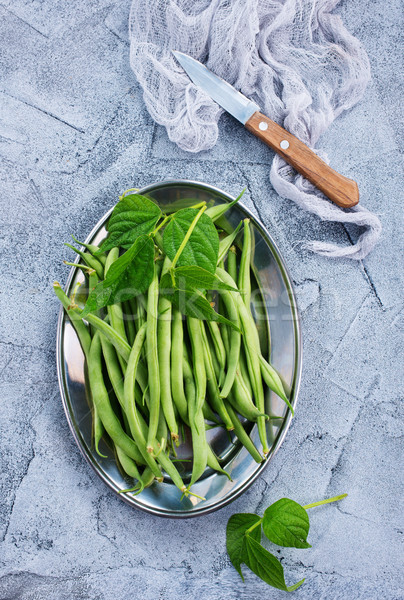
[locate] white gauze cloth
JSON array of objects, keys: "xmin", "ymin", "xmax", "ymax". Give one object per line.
[{"xmin": 129, "ymin": 0, "xmax": 381, "ymax": 259}]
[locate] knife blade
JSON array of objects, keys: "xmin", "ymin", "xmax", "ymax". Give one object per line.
[{"xmin": 173, "ymin": 51, "xmax": 359, "ymax": 208}]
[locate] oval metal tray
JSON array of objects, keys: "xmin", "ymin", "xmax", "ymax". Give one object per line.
[{"xmin": 56, "ymin": 180, "xmax": 302, "ymax": 517}]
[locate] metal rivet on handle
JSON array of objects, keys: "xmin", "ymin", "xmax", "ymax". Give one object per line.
[
  {"xmin": 259, "ymin": 121, "xmax": 268, "ymax": 131},
  {"xmin": 280, "ymin": 140, "xmax": 290, "ymax": 149}
]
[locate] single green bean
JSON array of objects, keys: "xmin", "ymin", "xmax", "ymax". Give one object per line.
[
  {"xmin": 205, "ymin": 190, "xmax": 244, "ymax": 222},
  {"xmin": 206, "ymin": 446, "xmax": 232, "ymax": 481},
  {"xmin": 200, "ymin": 322, "xmax": 233, "ymax": 431},
  {"xmin": 157, "ymin": 258, "xmax": 178, "ymax": 442},
  {"xmin": 217, "ymin": 287, "xmax": 241, "ymax": 399},
  {"xmin": 105, "ymin": 248, "xmax": 130, "ymax": 373},
  {"xmin": 224, "ymin": 403, "xmax": 263, "ymax": 463},
  {"xmin": 115, "ymin": 444, "xmax": 143, "ymax": 485},
  {"xmin": 259, "ymin": 355, "xmax": 294, "ymax": 415},
  {"xmin": 71, "ymin": 235, "xmax": 107, "ymax": 266},
  {"xmin": 85, "ymin": 313, "xmax": 130, "ymax": 361},
  {"xmin": 53, "ymin": 282, "xmax": 91, "ymax": 357},
  {"xmin": 123, "ymin": 300, "xmax": 136, "ymax": 346},
  {"xmin": 207, "ymin": 321, "xmax": 226, "ymax": 387},
  {"xmin": 187, "ymin": 317, "xmax": 207, "ymax": 417},
  {"xmin": 228, "ymin": 384, "xmax": 267, "ymax": 422},
  {"xmin": 94, "ymin": 406, "xmax": 107, "ymax": 458},
  {"xmin": 146, "ymin": 260, "xmax": 160, "ymax": 452},
  {"xmin": 227, "ymin": 245, "xmax": 238, "ymax": 283},
  {"xmin": 217, "ymin": 221, "xmax": 242, "ymax": 265},
  {"xmin": 122, "ymin": 323, "xmax": 163, "ymax": 478},
  {"xmin": 239, "ymin": 346, "xmax": 253, "ymax": 397},
  {"xmin": 171, "ymin": 308, "xmax": 188, "ymax": 423},
  {"xmin": 183, "ymin": 355, "xmax": 208, "ymax": 486},
  {"xmin": 238, "ymin": 219, "xmax": 252, "ymax": 309},
  {"xmin": 65, "ymin": 243, "xmax": 104, "ymax": 279}
]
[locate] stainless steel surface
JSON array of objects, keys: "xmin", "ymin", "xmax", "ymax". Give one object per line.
[
  {"xmin": 173, "ymin": 51, "xmax": 260, "ymax": 125},
  {"xmin": 56, "ymin": 180, "xmax": 302, "ymax": 518}
]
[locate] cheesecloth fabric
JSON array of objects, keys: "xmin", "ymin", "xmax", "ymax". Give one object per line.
[{"xmin": 129, "ymin": 0, "xmax": 381, "ymax": 259}]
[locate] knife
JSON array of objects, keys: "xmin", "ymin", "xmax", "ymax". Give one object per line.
[{"xmin": 173, "ymin": 51, "xmax": 359, "ymax": 209}]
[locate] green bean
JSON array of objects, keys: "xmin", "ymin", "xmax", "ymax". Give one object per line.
[
  {"xmin": 217, "ymin": 287, "xmax": 241, "ymax": 399},
  {"xmin": 200, "ymin": 322, "xmax": 233, "ymax": 431},
  {"xmin": 187, "ymin": 317, "xmax": 207, "ymax": 417},
  {"xmin": 145, "ymin": 260, "xmax": 160, "ymax": 452},
  {"xmin": 53, "ymin": 282, "xmax": 91, "ymax": 357},
  {"xmin": 227, "ymin": 245, "xmax": 238, "ymax": 282},
  {"xmin": 88, "ymin": 332, "xmax": 147, "ymax": 465},
  {"xmin": 205, "ymin": 190, "xmax": 244, "ymax": 222},
  {"xmin": 105, "ymin": 248, "xmax": 130, "ymax": 373},
  {"xmin": 239, "ymin": 219, "xmax": 252, "ymax": 309},
  {"xmin": 157, "ymin": 258, "xmax": 178, "ymax": 442},
  {"xmin": 217, "ymin": 221, "xmax": 242, "ymax": 265},
  {"xmin": 65, "ymin": 243, "xmax": 104, "ymax": 279},
  {"xmin": 71, "ymin": 235, "xmax": 107, "ymax": 266},
  {"xmin": 115, "ymin": 444, "xmax": 143, "ymax": 489},
  {"xmin": 239, "ymin": 347, "xmax": 252, "ymax": 397},
  {"xmin": 224, "ymin": 403, "xmax": 263, "ymax": 463},
  {"xmin": 228, "ymin": 384, "xmax": 267, "ymax": 422},
  {"xmin": 141, "ymin": 466, "xmax": 159, "ymax": 488},
  {"xmin": 183, "ymin": 354, "xmax": 208, "ymax": 486},
  {"xmin": 216, "ymin": 267, "xmax": 269, "ymax": 455},
  {"xmin": 94, "ymin": 408, "xmax": 107, "ymax": 458},
  {"xmin": 123, "ymin": 300, "xmax": 136, "ymax": 346},
  {"xmin": 122, "ymin": 323, "xmax": 163, "ymax": 477},
  {"xmin": 259, "ymin": 355, "xmax": 294, "ymax": 415},
  {"xmin": 207, "ymin": 321, "xmax": 226, "ymax": 387},
  {"xmin": 206, "ymin": 446, "xmax": 232, "ymax": 480},
  {"xmin": 86, "ymin": 313, "xmax": 130, "ymax": 361},
  {"xmin": 171, "ymin": 308, "xmax": 188, "ymax": 423}
]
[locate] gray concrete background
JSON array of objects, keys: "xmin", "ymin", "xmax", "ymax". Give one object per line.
[{"xmin": 0, "ymin": 1, "xmax": 403, "ymax": 599}]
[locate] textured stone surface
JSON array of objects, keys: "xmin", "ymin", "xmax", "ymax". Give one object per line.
[{"xmin": 0, "ymin": 1, "xmax": 403, "ymax": 599}]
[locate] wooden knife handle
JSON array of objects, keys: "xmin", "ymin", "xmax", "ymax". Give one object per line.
[{"xmin": 245, "ymin": 111, "xmax": 359, "ymax": 208}]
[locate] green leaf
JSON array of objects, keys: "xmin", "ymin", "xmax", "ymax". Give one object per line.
[
  {"xmin": 98, "ymin": 194, "xmax": 162, "ymax": 252},
  {"xmin": 160, "ymin": 276, "xmax": 239, "ymax": 331},
  {"xmin": 226, "ymin": 514, "xmax": 262, "ymax": 580},
  {"xmin": 172, "ymin": 266, "xmax": 237, "ymax": 292},
  {"xmin": 243, "ymin": 536, "xmax": 305, "ymax": 592},
  {"xmin": 162, "ymin": 208, "xmax": 219, "ymax": 273},
  {"xmin": 262, "ymin": 498, "xmax": 311, "ymax": 549},
  {"xmin": 82, "ymin": 235, "xmax": 154, "ymax": 316}
]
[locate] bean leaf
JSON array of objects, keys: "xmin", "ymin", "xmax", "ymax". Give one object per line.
[
  {"xmin": 98, "ymin": 194, "xmax": 161, "ymax": 252},
  {"xmin": 226, "ymin": 514, "xmax": 261, "ymax": 580},
  {"xmin": 262, "ymin": 498, "xmax": 311, "ymax": 549},
  {"xmin": 243, "ymin": 536, "xmax": 305, "ymax": 592},
  {"xmin": 82, "ymin": 235, "xmax": 154, "ymax": 316},
  {"xmin": 160, "ymin": 274, "xmax": 239, "ymax": 331},
  {"xmin": 171, "ymin": 266, "xmax": 237, "ymax": 292},
  {"xmin": 163, "ymin": 208, "xmax": 219, "ymax": 273}
]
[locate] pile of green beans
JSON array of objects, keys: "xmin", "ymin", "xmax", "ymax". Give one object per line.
[{"xmin": 55, "ymin": 214, "xmax": 291, "ymax": 500}]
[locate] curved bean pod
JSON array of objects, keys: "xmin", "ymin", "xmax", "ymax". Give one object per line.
[{"xmin": 224, "ymin": 403, "xmax": 263, "ymax": 463}]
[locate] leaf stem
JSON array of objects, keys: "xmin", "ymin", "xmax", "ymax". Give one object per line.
[
  {"xmin": 245, "ymin": 518, "xmax": 262, "ymax": 535},
  {"xmin": 170, "ymin": 205, "xmax": 207, "ymax": 270},
  {"xmin": 303, "ymin": 493, "xmax": 348, "ymax": 510},
  {"xmin": 152, "ymin": 215, "xmax": 170, "ymax": 236},
  {"xmin": 190, "ymin": 201, "xmax": 207, "ymax": 210},
  {"xmin": 119, "ymin": 187, "xmax": 139, "ymax": 199}
]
